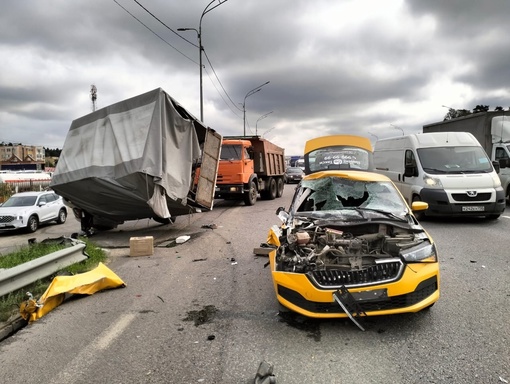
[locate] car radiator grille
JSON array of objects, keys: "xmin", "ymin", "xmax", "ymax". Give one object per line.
[
  {"xmin": 451, "ymin": 192, "xmax": 491, "ymax": 202},
  {"xmin": 0, "ymin": 216, "xmax": 15, "ymax": 223},
  {"xmin": 308, "ymin": 260, "xmax": 403, "ymax": 288}
]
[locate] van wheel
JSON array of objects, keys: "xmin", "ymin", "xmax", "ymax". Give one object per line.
[
  {"xmin": 276, "ymin": 177, "xmax": 284, "ymax": 198},
  {"xmin": 412, "ymin": 195, "xmax": 425, "ymax": 221},
  {"xmin": 244, "ymin": 181, "xmax": 258, "ymax": 206}
]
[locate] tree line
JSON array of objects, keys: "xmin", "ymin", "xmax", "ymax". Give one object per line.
[{"xmin": 444, "ymin": 105, "xmax": 510, "ymax": 121}]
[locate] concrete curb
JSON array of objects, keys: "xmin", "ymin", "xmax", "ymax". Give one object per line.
[{"xmin": 0, "ymin": 314, "xmax": 27, "ymax": 342}]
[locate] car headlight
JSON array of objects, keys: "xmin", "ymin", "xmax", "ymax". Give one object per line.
[
  {"xmin": 423, "ymin": 174, "xmax": 443, "ymax": 188},
  {"xmin": 401, "ymin": 242, "xmax": 437, "ymax": 263},
  {"xmin": 491, "ymin": 172, "xmax": 502, "ymax": 188}
]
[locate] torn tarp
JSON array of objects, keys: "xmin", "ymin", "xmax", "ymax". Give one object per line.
[{"xmin": 20, "ymin": 262, "xmax": 125, "ymax": 322}]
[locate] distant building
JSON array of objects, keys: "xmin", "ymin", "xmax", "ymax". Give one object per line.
[{"xmin": 0, "ymin": 144, "xmax": 45, "ymax": 171}]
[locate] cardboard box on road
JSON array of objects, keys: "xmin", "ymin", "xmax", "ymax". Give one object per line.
[{"xmin": 130, "ymin": 236, "xmax": 154, "ymax": 256}]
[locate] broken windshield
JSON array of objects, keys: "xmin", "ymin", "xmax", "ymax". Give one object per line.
[{"xmin": 291, "ymin": 177, "xmax": 407, "ymax": 216}]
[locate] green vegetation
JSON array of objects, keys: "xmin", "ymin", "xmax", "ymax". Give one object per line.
[{"xmin": 0, "ymin": 239, "xmax": 107, "ymax": 322}]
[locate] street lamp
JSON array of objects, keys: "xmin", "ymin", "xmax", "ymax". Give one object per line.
[
  {"xmin": 243, "ymin": 81, "xmax": 270, "ymax": 136},
  {"xmin": 390, "ymin": 124, "xmax": 404, "ymax": 136},
  {"xmin": 255, "ymin": 111, "xmax": 273, "ymax": 136},
  {"xmin": 178, "ymin": 0, "xmax": 229, "ymax": 122}
]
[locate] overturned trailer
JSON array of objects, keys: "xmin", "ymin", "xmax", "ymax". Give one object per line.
[{"xmin": 50, "ymin": 88, "xmax": 221, "ymax": 232}]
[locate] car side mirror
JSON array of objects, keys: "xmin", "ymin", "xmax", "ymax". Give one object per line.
[{"xmin": 275, "ymin": 207, "xmax": 289, "ymax": 223}]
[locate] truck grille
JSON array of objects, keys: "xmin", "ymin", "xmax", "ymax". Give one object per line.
[
  {"xmin": 451, "ymin": 192, "xmax": 491, "ymax": 202},
  {"xmin": 0, "ymin": 216, "xmax": 15, "ymax": 223},
  {"xmin": 308, "ymin": 259, "xmax": 403, "ymax": 289}
]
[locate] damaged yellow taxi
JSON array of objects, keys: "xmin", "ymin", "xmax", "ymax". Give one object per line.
[{"xmin": 267, "ymin": 135, "xmax": 439, "ymax": 329}]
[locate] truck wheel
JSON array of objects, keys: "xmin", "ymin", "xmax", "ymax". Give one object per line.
[
  {"xmin": 244, "ymin": 181, "xmax": 258, "ymax": 206},
  {"xmin": 276, "ymin": 177, "xmax": 284, "ymax": 198},
  {"xmin": 267, "ymin": 178, "xmax": 277, "ymax": 200}
]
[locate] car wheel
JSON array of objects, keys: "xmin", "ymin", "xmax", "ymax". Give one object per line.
[
  {"xmin": 276, "ymin": 177, "xmax": 284, "ymax": 198},
  {"xmin": 27, "ymin": 215, "xmax": 39, "ymax": 233},
  {"xmin": 243, "ymin": 181, "xmax": 257, "ymax": 206},
  {"xmin": 57, "ymin": 208, "xmax": 67, "ymax": 224}
]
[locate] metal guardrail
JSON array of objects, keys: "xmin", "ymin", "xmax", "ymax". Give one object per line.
[{"xmin": 0, "ymin": 241, "xmax": 88, "ymax": 297}]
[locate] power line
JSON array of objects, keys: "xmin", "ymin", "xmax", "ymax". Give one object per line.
[
  {"xmin": 119, "ymin": 0, "xmax": 243, "ymax": 121},
  {"xmin": 202, "ymin": 49, "xmax": 242, "ymax": 113},
  {"xmin": 131, "ymin": 0, "xmax": 198, "ymax": 47},
  {"xmin": 113, "ymin": 0, "xmax": 197, "ymax": 64},
  {"xmin": 203, "ymin": 67, "xmax": 242, "ymax": 119}
]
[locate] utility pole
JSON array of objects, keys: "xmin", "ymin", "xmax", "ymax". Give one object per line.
[{"xmin": 90, "ymin": 85, "xmax": 97, "ymax": 112}]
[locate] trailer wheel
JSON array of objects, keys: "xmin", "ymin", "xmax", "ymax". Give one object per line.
[
  {"xmin": 244, "ymin": 181, "xmax": 258, "ymax": 206},
  {"xmin": 153, "ymin": 216, "xmax": 175, "ymax": 224},
  {"xmin": 266, "ymin": 178, "xmax": 277, "ymax": 200},
  {"xmin": 276, "ymin": 177, "xmax": 284, "ymax": 198}
]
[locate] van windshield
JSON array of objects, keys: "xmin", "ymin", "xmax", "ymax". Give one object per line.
[{"xmin": 417, "ymin": 146, "xmax": 493, "ymax": 174}]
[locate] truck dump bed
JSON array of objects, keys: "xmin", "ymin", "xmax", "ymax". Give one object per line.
[{"xmin": 225, "ymin": 136, "xmax": 285, "ymax": 177}]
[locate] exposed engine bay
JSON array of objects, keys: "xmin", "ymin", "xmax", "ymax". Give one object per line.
[{"xmin": 275, "ymin": 220, "xmax": 429, "ymax": 274}]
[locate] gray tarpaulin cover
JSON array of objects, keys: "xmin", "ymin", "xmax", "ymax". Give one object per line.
[{"xmin": 51, "ymin": 88, "xmax": 216, "ymax": 227}]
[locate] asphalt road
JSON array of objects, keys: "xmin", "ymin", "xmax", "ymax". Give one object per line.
[{"xmin": 0, "ymin": 186, "xmax": 509, "ymax": 384}]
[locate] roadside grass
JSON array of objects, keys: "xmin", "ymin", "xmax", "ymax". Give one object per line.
[{"xmin": 0, "ymin": 239, "xmax": 107, "ymax": 322}]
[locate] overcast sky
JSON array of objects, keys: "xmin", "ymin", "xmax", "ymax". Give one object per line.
[{"xmin": 1, "ymin": 0, "xmax": 509, "ymax": 156}]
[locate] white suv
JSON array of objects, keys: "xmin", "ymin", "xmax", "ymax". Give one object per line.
[{"xmin": 0, "ymin": 190, "xmax": 67, "ymax": 233}]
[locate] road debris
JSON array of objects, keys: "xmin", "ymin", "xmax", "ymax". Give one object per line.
[
  {"xmin": 176, "ymin": 235, "xmax": 191, "ymax": 244},
  {"xmin": 19, "ymin": 262, "xmax": 125, "ymax": 322},
  {"xmin": 254, "ymin": 360, "xmax": 276, "ymax": 384},
  {"xmin": 201, "ymin": 223, "xmax": 218, "ymax": 229}
]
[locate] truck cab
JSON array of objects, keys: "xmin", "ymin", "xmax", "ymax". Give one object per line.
[{"xmin": 215, "ymin": 136, "xmax": 285, "ymax": 205}]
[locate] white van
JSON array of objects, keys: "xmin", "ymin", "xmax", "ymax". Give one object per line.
[{"xmin": 373, "ymin": 132, "xmax": 506, "ymax": 219}]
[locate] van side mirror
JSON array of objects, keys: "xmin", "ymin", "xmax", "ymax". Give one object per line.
[
  {"xmin": 498, "ymin": 158, "xmax": 509, "ymax": 169},
  {"xmin": 493, "ymin": 160, "xmax": 501, "ymax": 174},
  {"xmin": 404, "ymin": 165, "xmax": 418, "ymax": 177}
]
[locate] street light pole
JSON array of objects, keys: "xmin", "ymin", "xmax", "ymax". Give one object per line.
[
  {"xmin": 178, "ymin": 0, "xmax": 229, "ymax": 122},
  {"xmin": 243, "ymin": 81, "xmax": 270, "ymax": 136},
  {"xmin": 390, "ymin": 124, "xmax": 404, "ymax": 136},
  {"xmin": 255, "ymin": 111, "xmax": 273, "ymax": 136}
]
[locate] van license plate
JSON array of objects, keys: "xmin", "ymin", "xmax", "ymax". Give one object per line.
[{"xmin": 462, "ymin": 206, "xmax": 484, "ymax": 212}]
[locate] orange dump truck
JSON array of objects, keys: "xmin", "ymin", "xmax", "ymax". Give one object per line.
[{"xmin": 215, "ymin": 136, "xmax": 285, "ymax": 205}]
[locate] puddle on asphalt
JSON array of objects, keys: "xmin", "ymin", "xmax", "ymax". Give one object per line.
[{"xmin": 183, "ymin": 305, "xmax": 218, "ymax": 326}]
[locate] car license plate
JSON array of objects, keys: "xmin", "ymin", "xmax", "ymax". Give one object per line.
[{"xmin": 462, "ymin": 206, "xmax": 484, "ymax": 212}]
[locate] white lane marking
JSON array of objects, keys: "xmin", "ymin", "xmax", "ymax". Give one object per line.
[
  {"xmin": 94, "ymin": 312, "xmax": 136, "ymax": 350},
  {"xmin": 502, "ymin": 215, "xmax": 510, "ymax": 219},
  {"xmin": 52, "ymin": 313, "xmax": 137, "ymax": 384}
]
